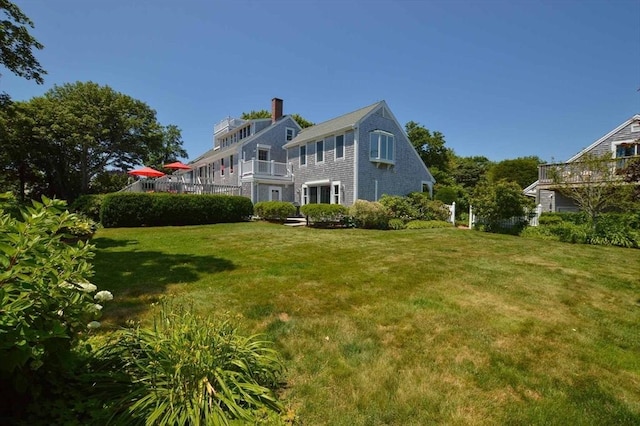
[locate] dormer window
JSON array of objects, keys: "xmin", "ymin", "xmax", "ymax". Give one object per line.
[
  {"xmin": 286, "ymin": 127, "xmax": 295, "ymax": 141},
  {"xmin": 370, "ymin": 131, "xmax": 395, "ymax": 164}
]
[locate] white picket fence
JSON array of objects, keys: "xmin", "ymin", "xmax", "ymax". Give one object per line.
[{"xmin": 468, "ymin": 204, "xmax": 542, "ymax": 229}]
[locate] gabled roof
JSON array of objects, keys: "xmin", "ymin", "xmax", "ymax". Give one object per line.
[
  {"xmin": 523, "ymin": 180, "xmax": 538, "ymax": 197},
  {"xmin": 567, "ymin": 114, "xmax": 640, "ymax": 162},
  {"xmin": 283, "ymin": 101, "xmax": 383, "ymax": 148}
]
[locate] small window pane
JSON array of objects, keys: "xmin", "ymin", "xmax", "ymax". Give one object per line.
[
  {"xmin": 300, "ymin": 145, "xmax": 306, "ymax": 165},
  {"xmin": 388, "ymin": 136, "xmax": 394, "ymax": 161},
  {"xmin": 317, "ymin": 140, "xmax": 324, "ymax": 162},
  {"xmin": 370, "ymin": 133, "xmax": 379, "ymax": 158},
  {"xmin": 336, "ymin": 135, "xmax": 344, "ymax": 158},
  {"xmin": 380, "ymin": 135, "xmax": 387, "ymax": 160}
]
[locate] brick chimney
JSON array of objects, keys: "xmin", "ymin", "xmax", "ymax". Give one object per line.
[{"xmin": 271, "ymin": 98, "xmax": 283, "ymax": 123}]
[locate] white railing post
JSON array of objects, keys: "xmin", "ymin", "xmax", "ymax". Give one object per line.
[{"xmin": 469, "ymin": 205, "xmax": 474, "ymax": 229}]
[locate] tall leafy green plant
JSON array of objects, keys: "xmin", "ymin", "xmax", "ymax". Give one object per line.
[
  {"xmin": 95, "ymin": 301, "xmax": 285, "ymax": 425},
  {"xmin": 0, "ymin": 195, "xmax": 111, "ymax": 404}
]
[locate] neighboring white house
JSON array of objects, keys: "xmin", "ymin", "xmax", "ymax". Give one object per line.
[{"xmin": 526, "ymin": 114, "xmax": 640, "ymax": 212}]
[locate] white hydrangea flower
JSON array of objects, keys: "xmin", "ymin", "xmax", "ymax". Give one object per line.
[
  {"xmin": 76, "ymin": 281, "xmax": 97, "ymax": 293},
  {"xmin": 87, "ymin": 321, "xmax": 101, "ymax": 329},
  {"xmin": 92, "ymin": 304, "xmax": 103, "ymax": 311},
  {"xmin": 94, "ymin": 290, "xmax": 114, "ymax": 302}
]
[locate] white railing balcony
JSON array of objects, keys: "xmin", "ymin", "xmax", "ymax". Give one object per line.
[
  {"xmin": 214, "ymin": 117, "xmax": 246, "ymax": 135},
  {"xmin": 241, "ymin": 159, "xmax": 292, "ymax": 179}
]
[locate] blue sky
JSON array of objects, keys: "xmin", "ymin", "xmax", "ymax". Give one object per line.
[{"xmin": 4, "ymin": 0, "xmax": 640, "ymax": 163}]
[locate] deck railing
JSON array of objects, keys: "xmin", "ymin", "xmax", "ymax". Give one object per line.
[
  {"xmin": 241, "ymin": 159, "xmax": 290, "ymax": 178},
  {"xmin": 538, "ymin": 157, "xmax": 636, "ymax": 185},
  {"xmin": 120, "ymin": 180, "xmax": 241, "ymax": 195}
]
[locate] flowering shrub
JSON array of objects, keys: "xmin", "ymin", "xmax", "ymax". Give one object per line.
[{"xmin": 0, "ymin": 195, "xmax": 111, "ymax": 406}]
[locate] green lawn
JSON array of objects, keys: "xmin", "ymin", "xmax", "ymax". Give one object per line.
[{"xmin": 92, "ymin": 222, "xmax": 640, "ymax": 425}]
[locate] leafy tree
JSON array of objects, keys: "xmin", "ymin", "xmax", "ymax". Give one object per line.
[
  {"xmin": 144, "ymin": 124, "xmax": 188, "ymax": 170},
  {"xmin": 550, "ymin": 152, "xmax": 625, "ymax": 224},
  {"xmin": 0, "ymin": 0, "xmax": 46, "ymax": 84},
  {"xmin": 3, "ymin": 81, "xmax": 170, "ymax": 201},
  {"xmin": 405, "ymin": 121, "xmax": 452, "ymax": 173},
  {"xmin": 240, "ymin": 109, "xmax": 270, "ymax": 119},
  {"xmin": 291, "ymin": 113, "xmax": 314, "ymax": 128},
  {"xmin": 450, "ymin": 155, "xmax": 493, "ymax": 189},
  {"xmin": 471, "ymin": 179, "xmax": 533, "ymax": 232},
  {"xmin": 621, "ymin": 156, "xmax": 640, "ymax": 201},
  {"xmin": 0, "ymin": 97, "xmax": 48, "ymax": 201},
  {"xmin": 241, "ymin": 109, "xmax": 314, "ymax": 128},
  {"xmin": 487, "ymin": 156, "xmax": 542, "ymax": 189}
]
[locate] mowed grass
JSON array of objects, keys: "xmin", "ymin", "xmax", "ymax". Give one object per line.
[{"xmin": 92, "ymin": 222, "xmax": 640, "ymax": 425}]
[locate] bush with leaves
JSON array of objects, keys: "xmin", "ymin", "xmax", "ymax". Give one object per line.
[
  {"xmin": 300, "ymin": 203, "xmax": 348, "ymax": 227},
  {"xmin": 470, "ymin": 179, "xmax": 533, "ymax": 233},
  {"xmin": 0, "ymin": 195, "xmax": 111, "ymax": 415},
  {"xmin": 379, "ymin": 195, "xmax": 418, "ymax": 223},
  {"xmin": 93, "ymin": 301, "xmax": 285, "ymax": 425},
  {"xmin": 70, "ymin": 194, "xmax": 105, "ymax": 222},
  {"xmin": 254, "ymin": 201, "xmax": 296, "ymax": 222},
  {"xmin": 348, "ymin": 200, "xmax": 390, "ymax": 229},
  {"xmin": 405, "ymin": 220, "xmax": 454, "ymax": 229},
  {"xmin": 407, "ymin": 192, "xmax": 452, "ymax": 222},
  {"xmin": 387, "ymin": 218, "xmax": 406, "ymax": 230}
]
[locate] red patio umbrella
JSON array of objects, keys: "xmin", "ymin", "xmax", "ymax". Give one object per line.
[
  {"xmin": 164, "ymin": 161, "xmax": 192, "ymax": 170},
  {"xmin": 128, "ymin": 166, "xmax": 165, "ymax": 178}
]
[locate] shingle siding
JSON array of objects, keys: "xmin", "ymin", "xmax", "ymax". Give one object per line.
[
  {"xmin": 574, "ymin": 122, "xmax": 639, "ymax": 160},
  {"xmin": 288, "ymin": 130, "xmax": 356, "ymax": 204},
  {"xmin": 357, "ymin": 109, "xmax": 431, "ymax": 201}
]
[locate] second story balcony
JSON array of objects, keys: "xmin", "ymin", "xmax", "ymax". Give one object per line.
[
  {"xmin": 538, "ymin": 156, "xmax": 637, "ymax": 188},
  {"xmin": 241, "ymin": 159, "xmax": 292, "ymax": 181}
]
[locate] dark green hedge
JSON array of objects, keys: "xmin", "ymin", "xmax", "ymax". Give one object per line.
[
  {"xmin": 100, "ymin": 193, "xmax": 253, "ymax": 228},
  {"xmin": 254, "ymin": 201, "xmax": 296, "ymax": 222},
  {"xmin": 70, "ymin": 194, "xmax": 105, "ymax": 222},
  {"xmin": 300, "ymin": 204, "xmax": 348, "ymax": 227}
]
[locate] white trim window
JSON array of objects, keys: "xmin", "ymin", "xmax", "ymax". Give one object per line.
[
  {"xmin": 258, "ymin": 148, "xmax": 269, "ymax": 161},
  {"xmin": 269, "ymin": 186, "xmax": 282, "ymax": 201},
  {"xmin": 335, "ymin": 134, "xmax": 344, "ymax": 160},
  {"xmin": 230, "ymin": 155, "xmax": 234, "ymax": 174},
  {"xmin": 301, "ymin": 185, "xmax": 308, "ymax": 205},
  {"xmin": 369, "ymin": 131, "xmax": 395, "ymax": 164},
  {"xmin": 286, "ymin": 127, "xmax": 295, "ymax": 141},
  {"xmin": 220, "ymin": 158, "xmax": 225, "ymax": 176},
  {"xmin": 332, "ymin": 181, "xmax": 341, "ymax": 204},
  {"xmin": 316, "ymin": 140, "xmax": 324, "ymax": 163},
  {"xmin": 300, "ymin": 144, "xmax": 307, "ymax": 166},
  {"xmin": 613, "ymin": 140, "xmax": 640, "ymax": 158}
]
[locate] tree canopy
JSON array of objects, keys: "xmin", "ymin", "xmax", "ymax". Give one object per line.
[
  {"xmin": 0, "ymin": 81, "xmax": 184, "ymax": 201},
  {"xmin": 0, "ymin": 0, "xmax": 46, "ymax": 84},
  {"xmin": 487, "ymin": 156, "xmax": 542, "ymax": 189},
  {"xmin": 405, "ymin": 121, "xmax": 452, "ymax": 173},
  {"xmin": 551, "ymin": 153, "xmax": 623, "ymax": 223},
  {"xmin": 241, "ymin": 109, "xmax": 314, "ymax": 128}
]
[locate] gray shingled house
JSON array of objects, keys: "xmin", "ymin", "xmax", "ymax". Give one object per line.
[
  {"xmin": 283, "ymin": 100, "xmax": 434, "ymax": 206},
  {"xmin": 525, "ymin": 114, "xmax": 640, "ymax": 212},
  {"xmin": 185, "ymin": 98, "xmax": 302, "ymax": 203},
  {"xmin": 171, "ymin": 98, "xmax": 434, "ymax": 205}
]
